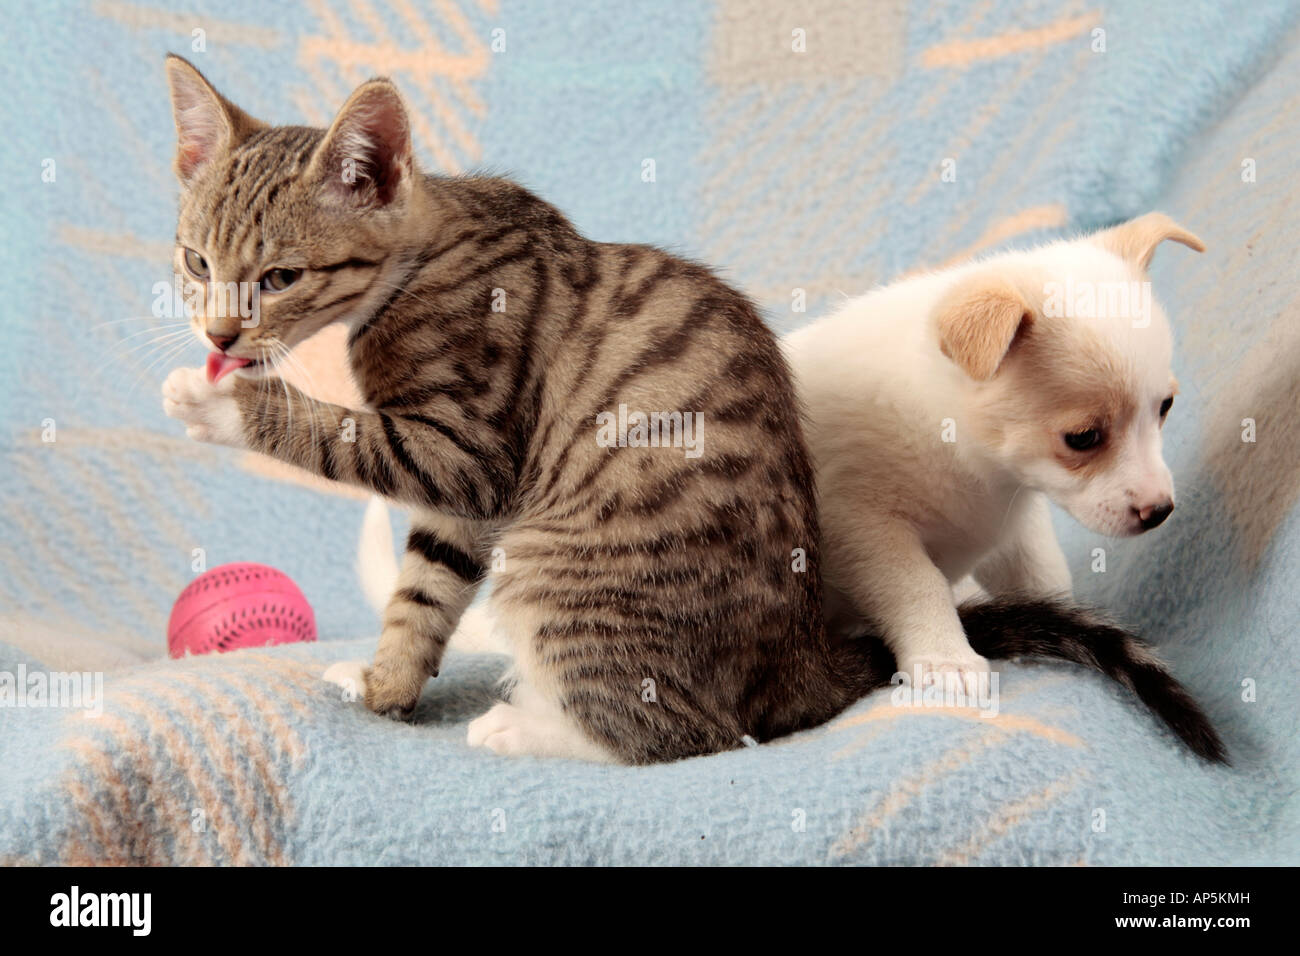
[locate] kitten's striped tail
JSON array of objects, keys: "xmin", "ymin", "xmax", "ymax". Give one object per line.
[{"xmin": 956, "ymin": 599, "xmax": 1227, "ymax": 763}]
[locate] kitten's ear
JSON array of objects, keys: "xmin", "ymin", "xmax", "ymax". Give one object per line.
[
  {"xmin": 934, "ymin": 275, "xmax": 1033, "ymax": 381},
  {"xmin": 312, "ymin": 79, "xmax": 414, "ymax": 208},
  {"xmin": 1093, "ymin": 212, "xmax": 1205, "ymax": 271},
  {"xmin": 164, "ymin": 54, "xmax": 265, "ymax": 185}
]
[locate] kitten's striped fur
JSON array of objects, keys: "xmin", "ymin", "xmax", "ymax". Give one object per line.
[
  {"xmin": 163, "ymin": 56, "xmax": 853, "ymax": 763},
  {"xmin": 161, "ymin": 57, "xmax": 1224, "ymax": 763}
]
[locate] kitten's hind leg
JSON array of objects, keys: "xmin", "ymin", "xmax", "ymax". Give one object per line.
[
  {"xmin": 467, "ymin": 682, "xmax": 615, "ymax": 763},
  {"xmin": 364, "ymin": 511, "xmax": 487, "ymax": 717}
]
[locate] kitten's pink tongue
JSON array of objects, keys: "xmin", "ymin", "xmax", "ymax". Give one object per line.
[{"xmin": 206, "ymin": 351, "xmax": 251, "ymax": 384}]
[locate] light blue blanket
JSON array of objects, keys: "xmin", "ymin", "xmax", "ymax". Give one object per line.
[{"xmin": 2, "ymin": 0, "xmax": 1298, "ymax": 864}]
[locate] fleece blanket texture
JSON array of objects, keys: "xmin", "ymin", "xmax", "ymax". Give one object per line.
[{"xmin": 2, "ymin": 0, "xmax": 1298, "ymax": 864}]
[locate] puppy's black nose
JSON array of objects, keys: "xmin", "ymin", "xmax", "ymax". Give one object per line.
[
  {"xmin": 207, "ymin": 331, "xmax": 238, "ymax": 351},
  {"xmin": 1137, "ymin": 502, "xmax": 1174, "ymax": 530}
]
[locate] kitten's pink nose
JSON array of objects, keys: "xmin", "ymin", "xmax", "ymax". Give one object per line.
[{"xmin": 207, "ymin": 331, "xmax": 238, "ymax": 351}]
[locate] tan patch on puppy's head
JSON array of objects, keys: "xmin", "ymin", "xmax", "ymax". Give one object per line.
[
  {"xmin": 1092, "ymin": 211, "xmax": 1205, "ymax": 272},
  {"xmin": 969, "ymin": 317, "xmax": 1136, "ymax": 461},
  {"xmin": 964, "ymin": 295, "xmax": 1177, "ymax": 536},
  {"xmin": 934, "ymin": 275, "xmax": 1032, "ymax": 380}
]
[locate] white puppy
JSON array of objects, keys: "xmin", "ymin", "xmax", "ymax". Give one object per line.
[{"xmin": 781, "ymin": 213, "xmax": 1204, "ymax": 691}]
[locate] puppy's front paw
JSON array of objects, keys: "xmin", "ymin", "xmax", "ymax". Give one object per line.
[
  {"xmin": 896, "ymin": 648, "xmax": 991, "ymax": 699},
  {"xmin": 162, "ymin": 366, "xmax": 244, "ymax": 447}
]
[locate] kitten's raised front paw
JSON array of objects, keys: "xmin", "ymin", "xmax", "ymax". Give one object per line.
[
  {"xmin": 162, "ymin": 366, "xmax": 244, "ymax": 447},
  {"xmin": 896, "ymin": 648, "xmax": 992, "ymax": 699}
]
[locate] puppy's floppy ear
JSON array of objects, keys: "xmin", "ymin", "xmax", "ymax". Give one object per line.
[
  {"xmin": 164, "ymin": 54, "xmax": 265, "ymax": 185},
  {"xmin": 1094, "ymin": 212, "xmax": 1205, "ymax": 271},
  {"xmin": 934, "ymin": 275, "xmax": 1032, "ymax": 381}
]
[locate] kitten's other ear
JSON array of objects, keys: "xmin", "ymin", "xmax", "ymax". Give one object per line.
[
  {"xmin": 312, "ymin": 79, "xmax": 414, "ymax": 208},
  {"xmin": 934, "ymin": 275, "xmax": 1033, "ymax": 381},
  {"xmin": 1093, "ymin": 212, "xmax": 1205, "ymax": 271},
  {"xmin": 164, "ymin": 54, "xmax": 265, "ymax": 185}
]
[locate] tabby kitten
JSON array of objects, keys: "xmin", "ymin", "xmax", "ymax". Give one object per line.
[
  {"xmin": 160, "ymin": 57, "xmax": 1223, "ymax": 763},
  {"xmin": 160, "ymin": 55, "xmax": 856, "ymax": 763}
]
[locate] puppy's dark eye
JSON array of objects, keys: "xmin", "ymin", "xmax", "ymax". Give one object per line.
[
  {"xmin": 1160, "ymin": 396, "xmax": 1174, "ymax": 419},
  {"xmin": 183, "ymin": 248, "xmax": 209, "ymax": 279},
  {"xmin": 260, "ymin": 268, "xmax": 301, "ymax": 293},
  {"xmin": 1064, "ymin": 429, "xmax": 1104, "ymax": 452}
]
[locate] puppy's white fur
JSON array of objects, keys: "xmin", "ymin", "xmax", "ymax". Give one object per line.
[{"xmin": 782, "ymin": 213, "xmax": 1204, "ymax": 689}]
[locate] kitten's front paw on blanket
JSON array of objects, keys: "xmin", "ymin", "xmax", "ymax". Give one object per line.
[
  {"xmin": 162, "ymin": 366, "xmax": 244, "ymax": 447},
  {"xmin": 361, "ymin": 662, "xmax": 424, "ymax": 720},
  {"xmin": 323, "ymin": 659, "xmax": 419, "ymax": 719}
]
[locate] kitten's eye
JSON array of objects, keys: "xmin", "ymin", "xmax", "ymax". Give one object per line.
[
  {"xmin": 1160, "ymin": 396, "xmax": 1174, "ymax": 419},
  {"xmin": 260, "ymin": 268, "xmax": 301, "ymax": 293},
  {"xmin": 1063, "ymin": 429, "xmax": 1104, "ymax": 452},
  {"xmin": 183, "ymin": 248, "xmax": 209, "ymax": 279}
]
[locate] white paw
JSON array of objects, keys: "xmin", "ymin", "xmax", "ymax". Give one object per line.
[
  {"xmin": 897, "ymin": 648, "xmax": 991, "ymax": 698},
  {"xmin": 162, "ymin": 366, "xmax": 244, "ymax": 447},
  {"xmin": 323, "ymin": 659, "xmax": 368, "ymax": 703},
  {"xmin": 467, "ymin": 702, "xmax": 533, "ymax": 756}
]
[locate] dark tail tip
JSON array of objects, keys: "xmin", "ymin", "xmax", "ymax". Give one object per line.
[
  {"xmin": 959, "ymin": 599, "xmax": 1228, "ymax": 764},
  {"xmin": 1126, "ymin": 659, "xmax": 1229, "ymax": 764}
]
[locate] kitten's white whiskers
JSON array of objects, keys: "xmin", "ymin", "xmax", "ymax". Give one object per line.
[{"xmin": 89, "ymin": 316, "xmax": 186, "ymax": 333}]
